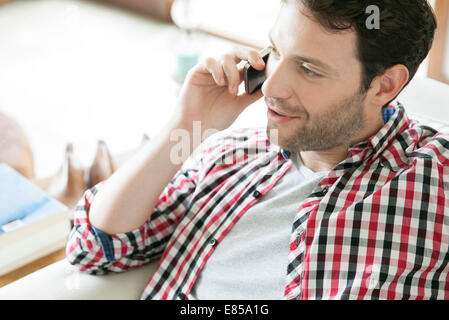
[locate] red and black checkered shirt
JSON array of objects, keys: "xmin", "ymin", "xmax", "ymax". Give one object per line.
[{"xmin": 66, "ymin": 102, "xmax": 449, "ymax": 299}]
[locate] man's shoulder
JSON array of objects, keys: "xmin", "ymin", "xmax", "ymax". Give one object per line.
[{"xmin": 404, "ymin": 117, "xmax": 449, "ymax": 167}]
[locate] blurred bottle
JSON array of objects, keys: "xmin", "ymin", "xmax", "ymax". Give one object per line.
[
  {"xmin": 172, "ymin": 29, "xmax": 200, "ymax": 83},
  {"xmin": 170, "ymin": 0, "xmax": 200, "ymax": 84}
]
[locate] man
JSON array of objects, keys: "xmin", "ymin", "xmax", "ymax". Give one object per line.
[{"xmin": 66, "ymin": 0, "xmax": 447, "ymax": 299}]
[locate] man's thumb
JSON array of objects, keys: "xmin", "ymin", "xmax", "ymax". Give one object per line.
[{"xmin": 236, "ymin": 90, "xmax": 264, "ymax": 112}]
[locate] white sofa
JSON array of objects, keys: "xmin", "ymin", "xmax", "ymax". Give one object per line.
[{"xmin": 0, "ymin": 258, "xmax": 158, "ymax": 300}]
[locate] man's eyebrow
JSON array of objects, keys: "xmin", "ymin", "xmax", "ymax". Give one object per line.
[{"xmin": 268, "ymin": 34, "xmax": 336, "ymax": 74}]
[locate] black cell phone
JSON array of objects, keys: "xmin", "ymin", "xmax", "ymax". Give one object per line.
[{"xmin": 244, "ymin": 46, "xmax": 272, "ymax": 95}]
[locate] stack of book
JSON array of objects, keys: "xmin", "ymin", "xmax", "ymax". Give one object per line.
[{"xmin": 0, "ymin": 163, "xmax": 71, "ymax": 276}]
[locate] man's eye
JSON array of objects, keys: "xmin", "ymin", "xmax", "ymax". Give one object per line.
[{"xmin": 300, "ymin": 65, "xmax": 322, "ymax": 78}]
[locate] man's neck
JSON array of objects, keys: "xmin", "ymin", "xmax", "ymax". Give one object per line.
[
  {"xmin": 299, "ymin": 114, "xmax": 385, "ymax": 173},
  {"xmin": 299, "ymin": 148, "xmax": 348, "ymax": 173}
]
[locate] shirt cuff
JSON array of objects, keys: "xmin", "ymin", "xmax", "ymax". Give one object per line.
[{"xmin": 91, "ymin": 225, "xmax": 116, "ymax": 262}]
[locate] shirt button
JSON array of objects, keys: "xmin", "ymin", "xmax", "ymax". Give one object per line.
[
  {"xmin": 317, "ymin": 186, "xmax": 329, "ymax": 197},
  {"xmin": 253, "ymin": 190, "xmax": 261, "ymax": 198},
  {"xmin": 209, "ymin": 238, "xmax": 217, "ymax": 246}
]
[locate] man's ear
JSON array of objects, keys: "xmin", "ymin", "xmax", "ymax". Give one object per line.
[{"xmin": 367, "ymin": 64, "xmax": 409, "ymax": 108}]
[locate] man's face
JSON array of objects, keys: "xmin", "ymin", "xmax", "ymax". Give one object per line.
[{"xmin": 262, "ymin": 0, "xmax": 368, "ymax": 152}]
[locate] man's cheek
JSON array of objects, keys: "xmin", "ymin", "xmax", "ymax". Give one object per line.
[
  {"xmin": 264, "ymin": 57, "xmax": 278, "ymax": 81},
  {"xmin": 261, "ymin": 58, "xmax": 280, "ymax": 96}
]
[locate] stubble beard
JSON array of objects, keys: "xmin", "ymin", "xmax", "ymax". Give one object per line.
[{"xmin": 266, "ymin": 91, "xmax": 367, "ymax": 152}]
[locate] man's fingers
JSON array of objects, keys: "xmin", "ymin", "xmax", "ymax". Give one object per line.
[
  {"xmin": 231, "ymin": 47, "xmax": 266, "ymax": 70},
  {"xmin": 195, "ymin": 47, "xmax": 267, "ymax": 95},
  {"xmin": 222, "ymin": 54, "xmax": 241, "ymax": 95},
  {"xmin": 203, "ymin": 57, "xmax": 226, "ymax": 86}
]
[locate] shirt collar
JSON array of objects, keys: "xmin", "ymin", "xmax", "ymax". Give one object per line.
[{"xmin": 340, "ymin": 101, "xmax": 411, "ymax": 170}]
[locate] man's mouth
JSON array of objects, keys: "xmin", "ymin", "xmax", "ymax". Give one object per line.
[
  {"xmin": 270, "ymin": 107, "xmax": 289, "ymax": 117},
  {"xmin": 266, "ymin": 104, "xmax": 300, "ymax": 123}
]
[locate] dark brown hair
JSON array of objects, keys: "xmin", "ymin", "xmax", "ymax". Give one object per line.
[{"xmin": 299, "ymin": 0, "xmax": 437, "ymax": 104}]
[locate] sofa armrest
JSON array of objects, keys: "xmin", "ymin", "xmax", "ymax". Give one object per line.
[{"xmin": 0, "ymin": 258, "xmax": 159, "ymax": 300}]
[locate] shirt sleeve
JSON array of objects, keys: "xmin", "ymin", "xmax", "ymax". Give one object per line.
[{"xmin": 65, "ymin": 160, "xmax": 200, "ymax": 275}]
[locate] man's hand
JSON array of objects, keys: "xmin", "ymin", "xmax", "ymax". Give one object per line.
[
  {"xmin": 88, "ymin": 47, "xmax": 266, "ymax": 235},
  {"xmin": 176, "ymin": 47, "xmax": 266, "ymax": 133}
]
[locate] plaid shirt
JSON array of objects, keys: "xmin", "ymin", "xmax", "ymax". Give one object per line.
[{"xmin": 66, "ymin": 102, "xmax": 449, "ymax": 299}]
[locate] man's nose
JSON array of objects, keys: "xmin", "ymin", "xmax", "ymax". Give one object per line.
[{"xmin": 261, "ymin": 60, "xmax": 293, "ymax": 100}]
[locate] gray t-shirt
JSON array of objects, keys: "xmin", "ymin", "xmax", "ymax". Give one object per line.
[{"xmin": 190, "ymin": 152, "xmax": 329, "ymax": 300}]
